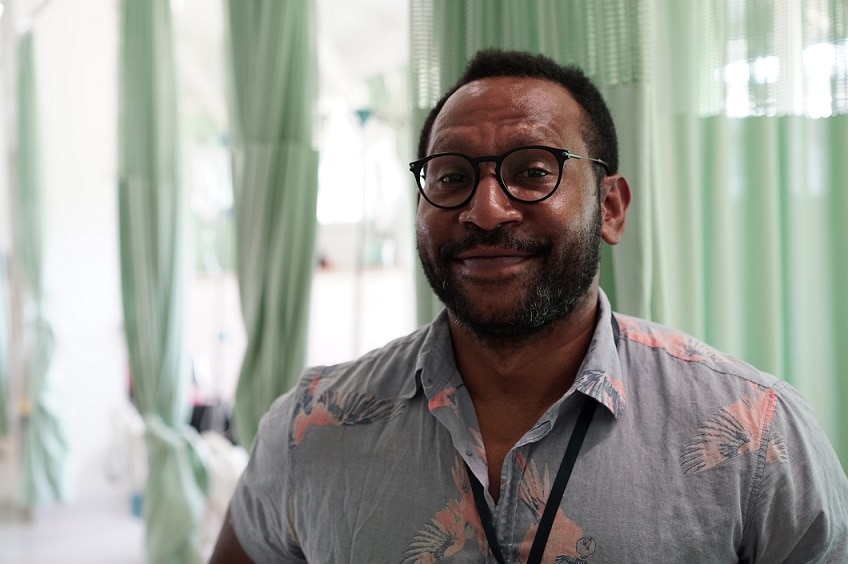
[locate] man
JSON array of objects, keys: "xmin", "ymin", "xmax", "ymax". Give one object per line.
[{"xmin": 211, "ymin": 50, "xmax": 848, "ymax": 563}]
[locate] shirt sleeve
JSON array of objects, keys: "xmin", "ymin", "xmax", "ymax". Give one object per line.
[
  {"xmin": 742, "ymin": 382, "xmax": 848, "ymax": 562},
  {"xmin": 228, "ymin": 389, "xmax": 307, "ymax": 563}
]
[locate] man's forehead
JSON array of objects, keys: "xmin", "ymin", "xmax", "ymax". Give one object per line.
[
  {"xmin": 456, "ymin": 74, "xmax": 571, "ymax": 94},
  {"xmin": 428, "ymin": 76, "xmax": 586, "ymax": 150}
]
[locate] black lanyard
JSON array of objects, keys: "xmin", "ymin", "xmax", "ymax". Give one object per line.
[{"xmin": 466, "ymin": 397, "xmax": 597, "ymax": 563}]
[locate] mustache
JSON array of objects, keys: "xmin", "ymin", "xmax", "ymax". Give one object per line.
[{"xmin": 438, "ymin": 228, "xmax": 552, "ymax": 260}]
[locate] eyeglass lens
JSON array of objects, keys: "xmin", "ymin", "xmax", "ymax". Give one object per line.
[{"xmin": 419, "ymin": 147, "xmax": 561, "ymax": 208}]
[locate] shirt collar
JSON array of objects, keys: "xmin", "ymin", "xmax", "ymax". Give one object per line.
[
  {"xmin": 412, "ymin": 289, "xmax": 628, "ymax": 419},
  {"xmin": 414, "ymin": 310, "xmax": 461, "ymax": 402},
  {"xmin": 572, "ymin": 288, "xmax": 627, "ymax": 419}
]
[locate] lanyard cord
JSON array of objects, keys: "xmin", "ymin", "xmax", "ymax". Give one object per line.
[
  {"xmin": 466, "ymin": 397, "xmax": 597, "ymax": 564},
  {"xmin": 466, "ymin": 314, "xmax": 618, "ymax": 563},
  {"xmin": 527, "ymin": 397, "xmax": 597, "ymax": 562}
]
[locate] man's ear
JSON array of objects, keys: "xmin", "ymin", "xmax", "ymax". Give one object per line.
[{"xmin": 600, "ymin": 174, "xmax": 631, "ymax": 245}]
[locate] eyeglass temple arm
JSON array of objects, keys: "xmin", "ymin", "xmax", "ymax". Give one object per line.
[{"xmin": 564, "ymin": 151, "xmax": 609, "ymax": 172}]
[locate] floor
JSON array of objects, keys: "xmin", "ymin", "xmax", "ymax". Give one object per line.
[
  {"xmin": 0, "ymin": 493, "xmax": 145, "ymax": 564},
  {"xmin": 0, "ymin": 451, "xmax": 145, "ymax": 564}
]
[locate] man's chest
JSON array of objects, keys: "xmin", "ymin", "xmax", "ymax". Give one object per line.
[{"xmin": 288, "ymin": 412, "xmax": 747, "ymax": 563}]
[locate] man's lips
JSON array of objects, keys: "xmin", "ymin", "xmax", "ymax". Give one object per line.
[
  {"xmin": 452, "ymin": 247, "xmax": 536, "ymax": 274},
  {"xmin": 453, "ymin": 246, "xmax": 534, "ymax": 260}
]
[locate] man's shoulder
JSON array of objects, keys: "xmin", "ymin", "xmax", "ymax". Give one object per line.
[
  {"xmin": 306, "ymin": 321, "xmax": 435, "ymax": 394},
  {"xmin": 275, "ymin": 321, "xmax": 438, "ymax": 415},
  {"xmin": 258, "ymin": 323, "xmax": 437, "ymax": 449},
  {"xmin": 614, "ymin": 313, "xmax": 778, "ymax": 388}
]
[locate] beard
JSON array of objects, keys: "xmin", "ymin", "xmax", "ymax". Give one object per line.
[{"xmin": 417, "ymin": 201, "xmax": 602, "ymax": 343}]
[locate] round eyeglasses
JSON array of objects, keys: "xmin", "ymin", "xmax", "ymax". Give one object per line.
[{"xmin": 409, "ymin": 145, "xmax": 609, "ymax": 210}]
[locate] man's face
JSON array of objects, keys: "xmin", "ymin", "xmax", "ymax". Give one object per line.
[{"xmin": 416, "ymin": 76, "xmax": 605, "ymax": 341}]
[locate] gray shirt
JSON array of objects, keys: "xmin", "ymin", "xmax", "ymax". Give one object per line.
[{"xmin": 230, "ymin": 290, "xmax": 848, "ymax": 562}]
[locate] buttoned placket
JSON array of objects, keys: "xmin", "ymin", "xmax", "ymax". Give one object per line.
[{"xmin": 476, "ymin": 395, "xmax": 573, "ymax": 562}]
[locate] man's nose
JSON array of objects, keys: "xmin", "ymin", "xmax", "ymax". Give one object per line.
[{"xmin": 458, "ymin": 169, "xmax": 522, "ymax": 230}]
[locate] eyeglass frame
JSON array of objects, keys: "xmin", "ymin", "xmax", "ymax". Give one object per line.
[{"xmin": 409, "ymin": 145, "xmax": 610, "ymax": 210}]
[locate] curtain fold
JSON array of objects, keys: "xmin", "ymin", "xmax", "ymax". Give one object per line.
[
  {"xmin": 15, "ymin": 30, "xmax": 70, "ymax": 506},
  {"xmin": 118, "ymin": 2, "xmax": 208, "ymax": 562},
  {"xmin": 410, "ymin": 0, "xmax": 847, "ymax": 468},
  {"xmin": 225, "ymin": 0, "xmax": 319, "ymax": 447},
  {"xmin": 0, "ymin": 258, "xmax": 9, "ymax": 437}
]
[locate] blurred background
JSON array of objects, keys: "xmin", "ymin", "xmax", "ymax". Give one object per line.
[
  {"xmin": 0, "ymin": 0, "xmax": 414, "ymax": 561},
  {"xmin": 0, "ymin": 0, "xmax": 845, "ymax": 562}
]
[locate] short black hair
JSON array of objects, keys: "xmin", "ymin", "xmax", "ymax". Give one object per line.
[{"xmin": 417, "ymin": 49, "xmax": 619, "ymax": 175}]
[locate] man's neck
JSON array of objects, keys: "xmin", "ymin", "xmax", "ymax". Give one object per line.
[
  {"xmin": 448, "ymin": 288, "xmax": 599, "ymax": 409},
  {"xmin": 447, "ymin": 288, "xmax": 600, "ymax": 501}
]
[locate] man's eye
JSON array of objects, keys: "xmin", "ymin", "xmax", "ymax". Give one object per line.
[
  {"xmin": 438, "ymin": 173, "xmax": 471, "ymax": 184},
  {"xmin": 513, "ymin": 164, "xmax": 553, "ymax": 179},
  {"xmin": 518, "ymin": 167, "xmax": 550, "ymax": 178}
]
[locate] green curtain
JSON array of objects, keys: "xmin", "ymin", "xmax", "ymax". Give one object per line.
[
  {"xmin": 648, "ymin": 0, "xmax": 848, "ymax": 471},
  {"xmin": 410, "ymin": 0, "xmax": 847, "ymax": 469},
  {"xmin": 118, "ymin": 2, "xmax": 208, "ymax": 562},
  {"xmin": 0, "ymin": 260, "xmax": 8, "ymax": 437},
  {"xmin": 225, "ymin": 0, "xmax": 319, "ymax": 447},
  {"xmin": 15, "ymin": 30, "xmax": 70, "ymax": 506}
]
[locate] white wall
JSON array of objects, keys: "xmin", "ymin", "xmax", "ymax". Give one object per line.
[{"xmin": 34, "ymin": 0, "xmax": 127, "ymax": 501}]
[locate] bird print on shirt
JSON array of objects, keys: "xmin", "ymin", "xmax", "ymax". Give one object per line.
[
  {"xmin": 680, "ymin": 382, "xmax": 788, "ymax": 475},
  {"xmin": 615, "ymin": 315, "xmax": 743, "ymax": 366},
  {"xmin": 577, "ymin": 369, "xmax": 626, "ymax": 418},
  {"xmin": 428, "ymin": 386, "xmax": 487, "ymax": 461},
  {"xmin": 290, "ymin": 374, "xmax": 404, "ymax": 445},
  {"xmin": 612, "ymin": 315, "xmax": 790, "ymax": 475},
  {"xmin": 516, "ymin": 452, "xmax": 597, "ymax": 563},
  {"xmin": 402, "ymin": 456, "xmax": 488, "ymax": 563}
]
